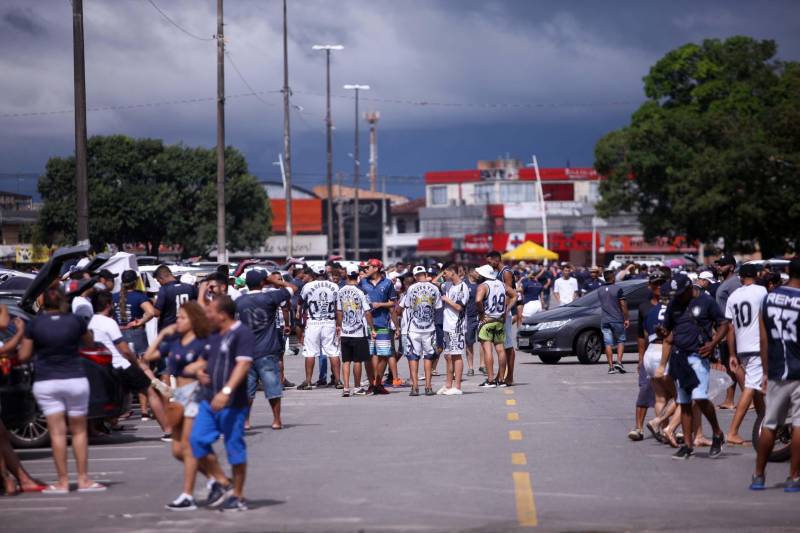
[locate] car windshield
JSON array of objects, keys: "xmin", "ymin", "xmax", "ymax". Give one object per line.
[{"xmin": 564, "ymin": 279, "xmax": 647, "ymax": 307}]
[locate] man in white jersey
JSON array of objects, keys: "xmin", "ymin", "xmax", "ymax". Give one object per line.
[
  {"xmin": 400, "ymin": 266, "xmax": 443, "ymax": 396},
  {"xmin": 724, "ymin": 263, "xmax": 768, "ymax": 445},
  {"xmin": 298, "ymin": 266, "xmax": 340, "ymax": 390},
  {"xmin": 475, "ymin": 264, "xmax": 514, "ymax": 388},
  {"xmin": 553, "ymin": 265, "xmax": 579, "ymax": 307},
  {"xmin": 438, "ymin": 262, "xmax": 469, "ymax": 395},
  {"xmin": 336, "ymin": 265, "xmax": 375, "ymax": 396}
]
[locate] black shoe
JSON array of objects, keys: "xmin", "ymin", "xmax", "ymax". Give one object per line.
[
  {"xmin": 206, "ymin": 481, "xmax": 232, "ymax": 508},
  {"xmin": 160, "ymin": 433, "xmax": 173, "ymax": 442},
  {"xmin": 282, "ymin": 379, "xmax": 295, "ymax": 388},
  {"xmin": 315, "ymin": 378, "xmax": 327, "ymax": 387},
  {"xmin": 709, "ymin": 433, "xmax": 725, "ymax": 458},
  {"xmin": 478, "ymin": 366, "xmax": 487, "ymax": 375},
  {"xmin": 607, "ymin": 367, "xmax": 617, "ymax": 374},
  {"xmin": 672, "ymin": 445, "xmax": 695, "ymax": 460},
  {"xmin": 166, "ymin": 494, "xmax": 197, "ymax": 511},
  {"xmin": 613, "ymin": 363, "xmax": 626, "ymax": 374},
  {"xmin": 409, "ymin": 387, "xmax": 420, "ymax": 396},
  {"xmin": 297, "ymin": 381, "xmax": 313, "ymax": 391},
  {"xmin": 335, "ymin": 381, "xmax": 344, "ymax": 390},
  {"xmin": 479, "ymin": 379, "xmax": 496, "ymax": 388},
  {"xmin": 467, "ymin": 369, "xmax": 475, "ymax": 377},
  {"xmin": 373, "ymin": 385, "xmax": 390, "ymax": 395},
  {"xmin": 424, "ymin": 387, "xmax": 435, "ymax": 396}
]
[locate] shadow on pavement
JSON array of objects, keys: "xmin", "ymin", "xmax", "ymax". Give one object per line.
[{"xmin": 245, "ymin": 498, "xmax": 286, "ymax": 510}]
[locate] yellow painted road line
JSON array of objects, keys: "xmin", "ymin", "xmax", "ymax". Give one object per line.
[
  {"xmin": 504, "ymin": 389, "xmax": 514, "ymax": 395},
  {"xmin": 506, "ymin": 399, "xmax": 517, "ymax": 406},
  {"xmin": 512, "ymin": 452, "xmax": 527, "ymax": 465},
  {"xmin": 513, "ymin": 471, "xmax": 538, "ymax": 527},
  {"xmin": 507, "ymin": 412, "xmax": 520, "ymax": 421},
  {"xmin": 509, "ymin": 430, "xmax": 523, "ymax": 441}
]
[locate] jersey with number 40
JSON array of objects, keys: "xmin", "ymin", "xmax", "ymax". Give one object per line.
[
  {"xmin": 761, "ymin": 285, "xmax": 800, "ymax": 381},
  {"xmin": 725, "ymin": 283, "xmax": 767, "ymax": 355}
]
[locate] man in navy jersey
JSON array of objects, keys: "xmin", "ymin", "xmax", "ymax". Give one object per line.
[
  {"xmin": 153, "ymin": 265, "xmax": 198, "ymax": 332},
  {"xmin": 751, "ymin": 257, "xmax": 800, "ymax": 492}
]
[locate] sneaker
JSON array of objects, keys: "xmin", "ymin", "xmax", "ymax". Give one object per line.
[
  {"xmin": 467, "ymin": 369, "xmax": 475, "ymax": 377},
  {"xmin": 335, "ymin": 381, "xmax": 344, "ymax": 390},
  {"xmin": 607, "ymin": 367, "xmax": 617, "ymax": 374},
  {"xmin": 436, "ymin": 385, "xmax": 449, "ymax": 395},
  {"xmin": 392, "ymin": 378, "xmax": 409, "ymax": 387},
  {"xmin": 424, "ymin": 387, "xmax": 435, "ymax": 396},
  {"xmin": 160, "ymin": 433, "xmax": 173, "ymax": 442},
  {"xmin": 409, "ymin": 387, "xmax": 420, "ymax": 397},
  {"xmin": 784, "ymin": 477, "xmax": 800, "ymax": 493},
  {"xmin": 297, "ymin": 381, "xmax": 313, "ymax": 391},
  {"xmin": 613, "ymin": 363, "xmax": 626, "ymax": 374},
  {"xmin": 479, "ymin": 380, "xmax": 496, "ymax": 388},
  {"xmin": 353, "ymin": 387, "xmax": 368, "ymax": 396},
  {"xmin": 315, "ymin": 378, "xmax": 327, "ymax": 387},
  {"xmin": 672, "ymin": 445, "xmax": 695, "ymax": 460},
  {"xmin": 478, "ymin": 366, "xmax": 487, "ymax": 376},
  {"xmin": 373, "ymin": 385, "xmax": 390, "ymax": 395},
  {"xmin": 220, "ymin": 495, "xmax": 248, "ymax": 512},
  {"xmin": 709, "ymin": 433, "xmax": 725, "ymax": 458},
  {"xmin": 443, "ymin": 388, "xmax": 463, "ymax": 396},
  {"xmin": 282, "ymin": 379, "xmax": 296, "ymax": 388},
  {"xmin": 140, "ymin": 413, "xmax": 151, "ymax": 422},
  {"xmin": 749, "ymin": 474, "xmax": 766, "ymax": 491},
  {"xmin": 166, "ymin": 493, "xmax": 197, "ymax": 511},
  {"xmin": 496, "ymin": 380, "xmax": 507, "ymax": 388},
  {"xmin": 627, "ymin": 429, "xmax": 644, "ymax": 441},
  {"xmin": 342, "ymin": 389, "xmax": 350, "ymax": 397},
  {"xmin": 206, "ymin": 481, "xmax": 232, "ymax": 508}
]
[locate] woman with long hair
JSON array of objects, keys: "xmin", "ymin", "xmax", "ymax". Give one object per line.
[
  {"xmin": 143, "ymin": 301, "xmax": 227, "ymax": 511},
  {"xmin": 17, "ymin": 285, "xmax": 105, "ymax": 494}
]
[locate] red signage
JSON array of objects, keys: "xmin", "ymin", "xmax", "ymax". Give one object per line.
[{"xmin": 604, "ymin": 235, "xmax": 697, "ymax": 253}]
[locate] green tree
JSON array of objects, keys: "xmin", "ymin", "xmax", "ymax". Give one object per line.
[
  {"xmin": 595, "ymin": 36, "xmax": 800, "ymax": 256},
  {"xmin": 36, "ymin": 135, "xmax": 272, "ymax": 257}
]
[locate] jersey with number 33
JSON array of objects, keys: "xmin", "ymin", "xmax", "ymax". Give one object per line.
[{"xmin": 761, "ymin": 285, "xmax": 800, "ymax": 381}]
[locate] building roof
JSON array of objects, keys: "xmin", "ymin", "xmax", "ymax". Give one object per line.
[
  {"xmin": 260, "ymin": 180, "xmax": 318, "ymax": 199},
  {"xmin": 0, "ymin": 190, "xmax": 33, "ymax": 200},
  {"xmin": 425, "ymin": 167, "xmax": 600, "ymax": 184},
  {"xmin": 312, "ymin": 184, "xmax": 408, "ymax": 204},
  {"xmin": 391, "ymin": 198, "xmax": 425, "ymax": 215}
]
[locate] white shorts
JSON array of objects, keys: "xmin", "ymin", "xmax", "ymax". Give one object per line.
[
  {"xmin": 405, "ymin": 330, "xmax": 437, "ymax": 359},
  {"xmin": 443, "ymin": 330, "xmax": 465, "ymax": 357},
  {"xmin": 738, "ymin": 353, "xmax": 764, "ymax": 391},
  {"xmin": 643, "ymin": 344, "xmax": 668, "ymax": 379},
  {"xmin": 32, "ymin": 377, "xmax": 90, "ymax": 417},
  {"xmin": 303, "ymin": 324, "xmax": 339, "ymax": 358}
]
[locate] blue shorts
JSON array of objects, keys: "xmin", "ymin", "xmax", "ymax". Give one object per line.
[
  {"xmin": 370, "ymin": 328, "xmax": 393, "ymax": 357},
  {"xmin": 637, "ymin": 364, "xmax": 655, "ymax": 408},
  {"xmin": 601, "ymin": 321, "xmax": 626, "ymax": 347},
  {"xmin": 676, "ymin": 354, "xmax": 710, "ymax": 404},
  {"xmin": 190, "ymin": 401, "xmax": 248, "ymax": 466},
  {"xmin": 247, "ymin": 355, "xmax": 282, "ymax": 401},
  {"xmin": 465, "ymin": 317, "xmax": 478, "ymax": 346}
]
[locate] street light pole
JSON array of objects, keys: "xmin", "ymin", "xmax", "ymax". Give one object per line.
[
  {"xmin": 215, "ymin": 0, "xmax": 227, "ymax": 263},
  {"xmin": 343, "ymin": 84, "xmax": 370, "ymax": 259},
  {"xmin": 531, "ymin": 155, "xmax": 549, "ymax": 265},
  {"xmin": 282, "ymin": 0, "xmax": 293, "ymax": 258},
  {"xmin": 72, "ymin": 0, "xmax": 89, "ymax": 244},
  {"xmin": 312, "ymin": 44, "xmax": 343, "ymax": 258}
]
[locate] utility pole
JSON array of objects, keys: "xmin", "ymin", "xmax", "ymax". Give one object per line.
[
  {"xmin": 531, "ymin": 155, "xmax": 549, "ymax": 266},
  {"xmin": 215, "ymin": 0, "xmax": 227, "ymax": 263},
  {"xmin": 343, "ymin": 84, "xmax": 369, "ymax": 259},
  {"xmin": 281, "ymin": 0, "xmax": 293, "ymax": 258},
  {"xmin": 381, "ymin": 175, "xmax": 387, "ymax": 265},
  {"xmin": 336, "ymin": 171, "xmax": 346, "ymax": 257},
  {"xmin": 72, "ymin": 0, "xmax": 89, "ymax": 244},
  {"xmin": 312, "ymin": 44, "xmax": 343, "ymax": 258},
  {"xmin": 366, "ymin": 111, "xmax": 379, "ymax": 192}
]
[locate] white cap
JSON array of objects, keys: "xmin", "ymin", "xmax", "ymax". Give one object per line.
[
  {"xmin": 180, "ymin": 273, "xmax": 196, "ymax": 285},
  {"xmin": 387, "ymin": 271, "xmax": 399, "ymax": 281},
  {"xmin": 412, "ymin": 265, "xmax": 426, "ymax": 276},
  {"xmin": 698, "ymin": 271, "xmax": 715, "ymax": 282},
  {"xmin": 314, "ymin": 265, "xmax": 326, "ymax": 275},
  {"xmin": 345, "ymin": 264, "xmax": 359, "ymax": 276},
  {"xmin": 476, "ymin": 264, "xmax": 495, "ymax": 279},
  {"xmin": 687, "ymin": 272, "xmax": 698, "ymax": 281}
]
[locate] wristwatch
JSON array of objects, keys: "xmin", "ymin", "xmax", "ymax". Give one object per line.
[{"xmin": 222, "ymin": 386, "xmax": 232, "ymax": 395}]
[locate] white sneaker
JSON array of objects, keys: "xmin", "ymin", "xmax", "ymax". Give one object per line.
[
  {"xmin": 443, "ymin": 388, "xmax": 463, "ymax": 396},
  {"xmin": 436, "ymin": 385, "xmax": 449, "ymax": 395}
]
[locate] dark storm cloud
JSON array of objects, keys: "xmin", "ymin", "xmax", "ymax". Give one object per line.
[{"xmin": 2, "ymin": 6, "xmax": 47, "ymax": 37}]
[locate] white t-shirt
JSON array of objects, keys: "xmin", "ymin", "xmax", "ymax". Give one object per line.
[
  {"xmin": 337, "ymin": 285, "xmax": 371, "ymax": 337},
  {"xmin": 443, "ymin": 281, "xmax": 468, "ymax": 333},
  {"xmin": 725, "ymin": 283, "xmax": 767, "ymax": 354},
  {"xmin": 301, "ymin": 280, "xmax": 339, "ymax": 327},
  {"xmin": 88, "ymin": 313, "xmax": 127, "ymax": 369},
  {"xmin": 554, "ymin": 277, "xmax": 579, "ymax": 305},
  {"xmin": 401, "ymin": 282, "xmax": 443, "ymax": 333}
]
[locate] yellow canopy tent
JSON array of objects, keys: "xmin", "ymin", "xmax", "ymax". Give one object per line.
[{"xmin": 501, "ymin": 240, "xmax": 559, "ymax": 262}]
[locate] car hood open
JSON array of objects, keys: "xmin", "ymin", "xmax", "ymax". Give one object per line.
[{"xmin": 20, "ymin": 244, "xmax": 92, "ymax": 314}]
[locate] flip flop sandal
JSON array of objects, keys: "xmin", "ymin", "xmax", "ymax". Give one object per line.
[
  {"xmin": 646, "ymin": 421, "xmax": 663, "ymax": 443},
  {"xmin": 42, "ymin": 485, "xmax": 69, "ymax": 495},
  {"xmin": 271, "ymin": 424, "xmax": 283, "ymax": 430},
  {"xmin": 21, "ymin": 484, "xmax": 48, "ymax": 493},
  {"xmin": 77, "ymin": 482, "xmax": 107, "ymax": 493}
]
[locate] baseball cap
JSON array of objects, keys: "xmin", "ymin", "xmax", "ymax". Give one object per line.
[
  {"xmin": 346, "ymin": 264, "xmax": 359, "ymax": 277},
  {"xmin": 98, "ymin": 269, "xmax": 117, "ymax": 280},
  {"xmin": 739, "ymin": 263, "xmax": 759, "ymax": 278},
  {"xmin": 714, "ymin": 254, "xmax": 737, "ymax": 266},
  {"xmin": 698, "ymin": 271, "xmax": 715, "ymax": 282},
  {"xmin": 245, "ymin": 269, "xmax": 268, "ymax": 287},
  {"xmin": 475, "ymin": 264, "xmax": 495, "ymax": 280},
  {"xmin": 367, "ymin": 258, "xmax": 384, "ymax": 269},
  {"xmin": 669, "ymin": 273, "xmax": 693, "ymax": 296},
  {"xmin": 648, "ymin": 271, "xmax": 666, "ymax": 284},
  {"xmin": 313, "ymin": 264, "xmax": 326, "ymax": 275},
  {"xmin": 179, "ymin": 273, "xmax": 196, "ymax": 285},
  {"xmin": 426, "ymin": 266, "xmax": 438, "ymax": 276},
  {"xmin": 121, "ymin": 270, "xmax": 138, "ymax": 284},
  {"xmin": 412, "ymin": 265, "xmax": 427, "ymax": 276}
]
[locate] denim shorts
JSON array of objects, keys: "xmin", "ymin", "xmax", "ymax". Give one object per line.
[
  {"xmin": 246, "ymin": 355, "xmax": 282, "ymax": 401},
  {"xmin": 676, "ymin": 354, "xmax": 710, "ymax": 404},
  {"xmin": 601, "ymin": 321, "xmax": 626, "ymax": 347},
  {"xmin": 173, "ymin": 381, "xmax": 200, "ymax": 418},
  {"xmin": 190, "ymin": 400, "xmax": 248, "ymax": 465}
]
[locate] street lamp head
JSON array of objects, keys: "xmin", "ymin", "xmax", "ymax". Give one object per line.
[
  {"xmin": 343, "ymin": 84, "xmax": 370, "ymax": 91},
  {"xmin": 312, "ymin": 44, "xmax": 344, "ymax": 50}
]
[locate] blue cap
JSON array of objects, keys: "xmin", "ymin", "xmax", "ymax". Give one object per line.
[
  {"xmin": 669, "ymin": 273, "xmax": 692, "ymax": 296},
  {"xmin": 245, "ymin": 269, "xmax": 268, "ymax": 288}
]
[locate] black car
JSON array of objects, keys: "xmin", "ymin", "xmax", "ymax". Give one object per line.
[
  {"xmin": 0, "ymin": 245, "xmax": 129, "ymax": 448},
  {"xmin": 517, "ymin": 279, "xmax": 650, "ymax": 364}
]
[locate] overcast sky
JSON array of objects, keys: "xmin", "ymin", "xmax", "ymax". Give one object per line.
[{"xmin": 1, "ymin": 0, "xmax": 799, "ymax": 198}]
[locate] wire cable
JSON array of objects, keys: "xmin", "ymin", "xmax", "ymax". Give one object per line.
[{"xmin": 145, "ymin": 0, "xmax": 215, "ymax": 41}]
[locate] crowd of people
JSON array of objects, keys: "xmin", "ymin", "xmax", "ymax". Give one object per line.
[{"xmin": 0, "ymin": 250, "xmax": 797, "ymax": 510}]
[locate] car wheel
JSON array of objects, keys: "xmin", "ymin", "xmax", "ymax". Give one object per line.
[
  {"xmin": 8, "ymin": 408, "xmax": 50, "ymax": 449},
  {"xmin": 575, "ymin": 330, "xmax": 602, "ymax": 364},
  {"xmin": 538, "ymin": 354, "xmax": 561, "ymax": 364}
]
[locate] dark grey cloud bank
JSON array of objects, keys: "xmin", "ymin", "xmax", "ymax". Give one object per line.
[{"xmin": 1, "ymin": 0, "xmax": 798, "ymax": 198}]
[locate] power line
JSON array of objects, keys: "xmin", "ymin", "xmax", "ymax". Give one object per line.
[
  {"xmin": 225, "ymin": 51, "xmax": 276, "ymax": 108},
  {"xmin": 145, "ymin": 0, "xmax": 215, "ymax": 41}
]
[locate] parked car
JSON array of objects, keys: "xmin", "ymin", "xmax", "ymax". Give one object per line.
[
  {"xmin": 0, "ymin": 245, "xmax": 128, "ymax": 448},
  {"xmin": 517, "ymin": 279, "xmax": 650, "ymax": 364}
]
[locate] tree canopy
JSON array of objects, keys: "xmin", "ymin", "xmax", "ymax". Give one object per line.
[
  {"xmin": 36, "ymin": 135, "xmax": 272, "ymax": 257},
  {"xmin": 594, "ymin": 36, "xmax": 800, "ymax": 256}
]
